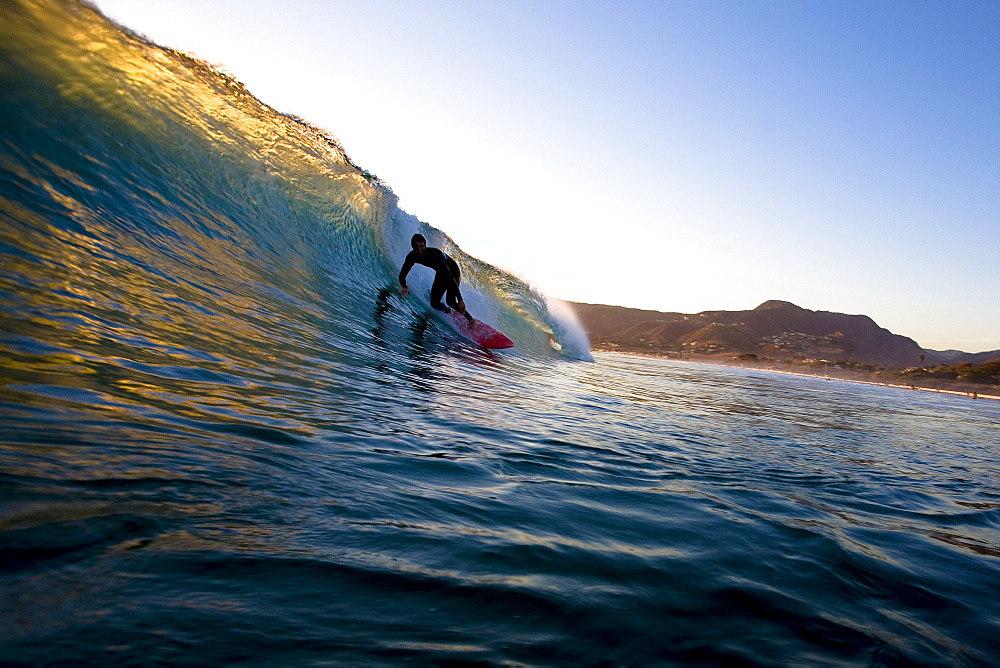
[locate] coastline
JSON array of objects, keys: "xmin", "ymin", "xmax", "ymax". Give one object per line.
[
  {"xmin": 748, "ymin": 366, "xmax": 1000, "ymax": 402},
  {"xmin": 596, "ymin": 348, "xmax": 1000, "ymax": 403}
]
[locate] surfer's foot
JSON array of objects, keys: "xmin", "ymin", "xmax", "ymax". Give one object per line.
[{"xmin": 466, "ymin": 316, "xmax": 476, "ymax": 327}]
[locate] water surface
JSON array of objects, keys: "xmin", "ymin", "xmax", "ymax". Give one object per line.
[{"xmin": 2, "ymin": 2, "xmax": 999, "ymax": 664}]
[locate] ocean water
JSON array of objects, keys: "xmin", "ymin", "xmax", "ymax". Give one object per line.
[{"xmin": 3, "ymin": 1, "xmax": 1000, "ymax": 665}]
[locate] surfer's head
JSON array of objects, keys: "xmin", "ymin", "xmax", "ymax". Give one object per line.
[{"xmin": 410, "ymin": 233, "xmax": 426, "ymax": 255}]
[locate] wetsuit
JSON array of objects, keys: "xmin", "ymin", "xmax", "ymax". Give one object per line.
[{"xmin": 398, "ymin": 248, "xmax": 471, "ymax": 320}]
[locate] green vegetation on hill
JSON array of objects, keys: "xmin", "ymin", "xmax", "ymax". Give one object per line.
[{"xmin": 901, "ymin": 361, "xmax": 1000, "ymax": 385}]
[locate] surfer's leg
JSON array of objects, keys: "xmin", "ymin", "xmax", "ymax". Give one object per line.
[
  {"xmin": 444, "ymin": 287, "xmax": 460, "ymax": 310},
  {"xmin": 445, "ymin": 286, "xmax": 474, "ymax": 325},
  {"xmin": 429, "ymin": 277, "xmax": 449, "ymax": 312},
  {"xmin": 444, "ymin": 259, "xmax": 474, "ymax": 324}
]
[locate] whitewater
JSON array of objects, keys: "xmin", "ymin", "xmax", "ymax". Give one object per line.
[{"xmin": 2, "ymin": 1, "xmax": 999, "ymax": 664}]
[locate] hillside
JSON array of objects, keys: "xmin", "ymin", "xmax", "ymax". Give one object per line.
[{"xmin": 571, "ymin": 300, "xmax": 999, "ymax": 368}]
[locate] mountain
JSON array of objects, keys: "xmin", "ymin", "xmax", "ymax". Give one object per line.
[
  {"xmin": 923, "ymin": 349, "xmax": 1000, "ymax": 366},
  {"xmin": 571, "ymin": 300, "xmax": 940, "ymax": 368}
]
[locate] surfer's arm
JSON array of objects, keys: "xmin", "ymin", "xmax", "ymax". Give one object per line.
[{"xmin": 398, "ymin": 253, "xmax": 415, "ymax": 294}]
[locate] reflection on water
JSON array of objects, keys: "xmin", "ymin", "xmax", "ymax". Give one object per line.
[{"xmin": 5, "ymin": 305, "xmax": 1000, "ymax": 666}]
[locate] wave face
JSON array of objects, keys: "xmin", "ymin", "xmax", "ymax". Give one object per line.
[
  {"xmin": 0, "ymin": 0, "xmax": 589, "ymax": 366},
  {"xmin": 3, "ymin": 2, "xmax": 1000, "ymax": 666}
]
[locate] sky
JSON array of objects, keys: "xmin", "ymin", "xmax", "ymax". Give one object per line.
[{"xmin": 91, "ymin": 0, "xmax": 999, "ymax": 352}]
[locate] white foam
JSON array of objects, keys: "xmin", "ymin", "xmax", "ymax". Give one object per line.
[{"xmin": 543, "ymin": 297, "xmax": 594, "ymax": 362}]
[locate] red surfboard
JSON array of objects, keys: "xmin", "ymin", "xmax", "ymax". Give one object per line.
[{"xmin": 447, "ymin": 309, "xmax": 514, "ymax": 349}]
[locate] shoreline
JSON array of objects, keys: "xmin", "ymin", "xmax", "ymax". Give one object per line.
[
  {"xmin": 748, "ymin": 366, "xmax": 1000, "ymax": 402},
  {"xmin": 596, "ymin": 349, "xmax": 1000, "ymax": 403}
]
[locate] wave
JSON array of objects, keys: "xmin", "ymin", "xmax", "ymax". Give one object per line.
[{"xmin": 0, "ymin": 0, "xmax": 592, "ymax": 384}]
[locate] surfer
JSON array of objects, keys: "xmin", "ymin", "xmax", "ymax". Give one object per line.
[{"xmin": 399, "ymin": 234, "xmax": 475, "ymax": 326}]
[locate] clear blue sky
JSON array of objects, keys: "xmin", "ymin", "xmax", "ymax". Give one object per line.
[{"xmin": 92, "ymin": 0, "xmax": 1000, "ymax": 352}]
